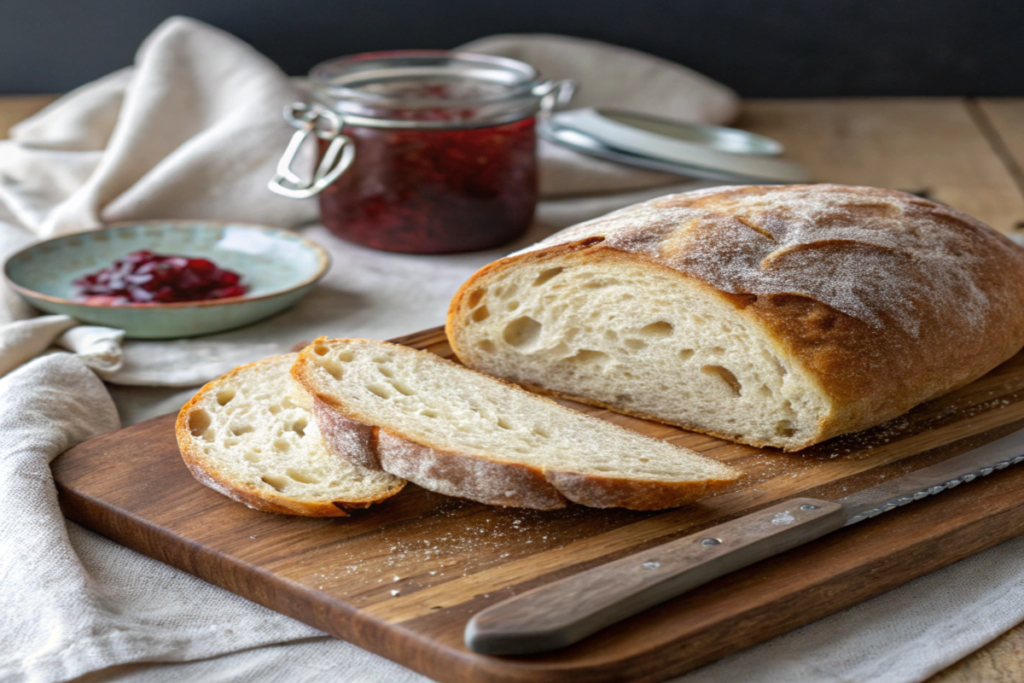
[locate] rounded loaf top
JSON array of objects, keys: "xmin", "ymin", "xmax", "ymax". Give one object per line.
[{"xmin": 528, "ymin": 184, "xmax": 1024, "ymax": 337}]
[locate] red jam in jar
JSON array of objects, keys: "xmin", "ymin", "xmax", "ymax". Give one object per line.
[
  {"xmin": 271, "ymin": 52, "xmax": 571, "ymax": 254},
  {"xmin": 318, "ymin": 115, "xmax": 536, "ymax": 253}
]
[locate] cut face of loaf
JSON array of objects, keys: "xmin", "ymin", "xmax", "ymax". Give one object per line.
[
  {"xmin": 448, "ymin": 248, "xmax": 827, "ymax": 450},
  {"xmin": 176, "ymin": 354, "xmax": 405, "ymax": 516},
  {"xmin": 291, "ymin": 338, "xmax": 741, "ymax": 511},
  {"xmin": 446, "ymin": 185, "xmax": 1024, "ymax": 451}
]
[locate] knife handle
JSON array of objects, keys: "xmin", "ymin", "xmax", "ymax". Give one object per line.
[{"xmin": 465, "ymin": 497, "xmax": 845, "ymax": 655}]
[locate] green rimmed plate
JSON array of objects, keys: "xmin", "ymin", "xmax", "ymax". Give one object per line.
[{"xmin": 4, "ymin": 221, "xmax": 330, "ymax": 339}]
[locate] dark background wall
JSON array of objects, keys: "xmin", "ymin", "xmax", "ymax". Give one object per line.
[{"xmin": 2, "ymin": 0, "xmax": 1021, "ymax": 96}]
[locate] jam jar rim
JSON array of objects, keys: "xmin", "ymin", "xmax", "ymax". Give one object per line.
[{"xmin": 308, "ymin": 49, "xmax": 546, "ymax": 130}]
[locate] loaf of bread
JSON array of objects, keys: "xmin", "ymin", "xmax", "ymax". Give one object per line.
[
  {"xmin": 291, "ymin": 338, "xmax": 741, "ymax": 510},
  {"xmin": 447, "ymin": 184, "xmax": 1024, "ymax": 451},
  {"xmin": 176, "ymin": 354, "xmax": 405, "ymax": 516}
]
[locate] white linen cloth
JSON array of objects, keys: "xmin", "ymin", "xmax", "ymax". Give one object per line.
[{"xmin": 2, "ymin": 15, "xmax": 1023, "ymax": 683}]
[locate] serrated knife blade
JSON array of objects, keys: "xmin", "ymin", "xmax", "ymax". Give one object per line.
[{"xmin": 465, "ymin": 427, "xmax": 1024, "ymax": 656}]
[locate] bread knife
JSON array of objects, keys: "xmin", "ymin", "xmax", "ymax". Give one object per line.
[{"xmin": 465, "ymin": 428, "xmax": 1024, "ymax": 655}]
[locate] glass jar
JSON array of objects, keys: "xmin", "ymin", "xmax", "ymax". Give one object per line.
[{"xmin": 269, "ymin": 51, "xmax": 574, "ymax": 254}]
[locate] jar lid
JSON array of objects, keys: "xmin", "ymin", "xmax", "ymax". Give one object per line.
[
  {"xmin": 309, "ymin": 50, "xmax": 549, "ymax": 129},
  {"xmin": 539, "ymin": 108, "xmax": 812, "ymax": 183}
]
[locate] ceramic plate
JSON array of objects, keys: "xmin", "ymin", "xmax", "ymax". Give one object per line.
[{"xmin": 4, "ymin": 221, "xmax": 330, "ymax": 339}]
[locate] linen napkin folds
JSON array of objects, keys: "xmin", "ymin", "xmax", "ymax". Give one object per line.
[{"xmin": 4, "ymin": 15, "xmax": 1022, "ymax": 683}]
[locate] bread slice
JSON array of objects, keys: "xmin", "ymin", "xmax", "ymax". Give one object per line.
[
  {"xmin": 176, "ymin": 354, "xmax": 405, "ymax": 516},
  {"xmin": 290, "ymin": 338, "xmax": 741, "ymax": 511},
  {"xmin": 446, "ymin": 185, "xmax": 1024, "ymax": 451}
]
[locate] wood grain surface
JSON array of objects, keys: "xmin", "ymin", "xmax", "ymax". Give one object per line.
[
  {"xmin": 52, "ymin": 327, "xmax": 1024, "ymax": 683},
  {"xmin": 6, "ymin": 94, "xmax": 1024, "ymax": 679}
]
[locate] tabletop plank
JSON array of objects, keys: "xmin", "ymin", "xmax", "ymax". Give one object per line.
[
  {"xmin": 923, "ymin": 97, "xmax": 1024, "ymax": 683},
  {"xmin": 0, "ymin": 94, "xmax": 56, "ymax": 138},
  {"xmin": 976, "ymin": 99, "xmax": 1024, "ymax": 210},
  {"xmin": 738, "ymin": 98, "xmax": 1024, "ymax": 234},
  {"xmin": 3, "ymin": 93, "xmax": 1024, "ymax": 681}
]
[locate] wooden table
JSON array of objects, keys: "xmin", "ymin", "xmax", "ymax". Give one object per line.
[{"xmin": 4, "ymin": 95, "xmax": 1024, "ymax": 682}]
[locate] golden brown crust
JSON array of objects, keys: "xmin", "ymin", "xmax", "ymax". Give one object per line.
[
  {"xmin": 448, "ymin": 185, "xmax": 1024, "ymax": 451},
  {"xmin": 376, "ymin": 430, "xmax": 567, "ymax": 510},
  {"xmin": 292, "ymin": 339, "xmax": 740, "ymax": 511},
  {"xmin": 175, "ymin": 356, "xmax": 404, "ymax": 517}
]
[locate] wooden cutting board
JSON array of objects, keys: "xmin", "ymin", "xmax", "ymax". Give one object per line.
[{"xmin": 52, "ymin": 327, "xmax": 1024, "ymax": 683}]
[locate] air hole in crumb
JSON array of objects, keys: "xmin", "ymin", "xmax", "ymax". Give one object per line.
[
  {"xmin": 497, "ymin": 417, "xmax": 513, "ymax": 430},
  {"xmin": 583, "ymin": 279, "xmax": 618, "ymax": 289},
  {"xmin": 286, "ymin": 468, "xmax": 319, "ymax": 484},
  {"xmin": 507, "ymin": 301, "xmax": 519, "ymax": 311},
  {"xmin": 261, "ymin": 475, "xmax": 289, "ymax": 492},
  {"xmin": 476, "ymin": 340, "xmax": 496, "ymax": 353},
  {"xmin": 604, "ymin": 329, "xmax": 618, "ymax": 341},
  {"xmin": 338, "ymin": 350, "xmax": 355, "ymax": 362},
  {"xmin": 679, "ymin": 348, "xmax": 695, "ymax": 361},
  {"xmin": 471, "ymin": 305, "xmax": 490, "ymax": 322},
  {"xmin": 421, "ymin": 409, "xmax": 439, "ymax": 418},
  {"xmin": 702, "ymin": 365, "xmax": 742, "ymax": 397},
  {"xmin": 273, "ymin": 439, "xmax": 291, "ymax": 453},
  {"xmin": 288, "ymin": 417, "xmax": 307, "ymax": 437},
  {"xmin": 388, "ymin": 379, "xmax": 415, "ymax": 396},
  {"xmin": 532, "ymin": 267, "xmax": 564, "ymax": 286},
  {"xmin": 189, "ymin": 409, "xmax": 211, "ymax": 439},
  {"xmin": 377, "ymin": 365, "xmax": 394, "ymax": 378},
  {"xmin": 710, "ymin": 346, "xmax": 725, "ymax": 355},
  {"xmin": 313, "ymin": 345, "xmax": 329, "ymax": 356},
  {"xmin": 320, "ymin": 360, "xmax": 344, "ymax": 380},
  {"xmin": 244, "ymin": 452, "xmax": 261, "ymax": 463},
  {"xmin": 467, "ymin": 288, "xmax": 486, "ymax": 307},
  {"xmin": 639, "ymin": 321, "xmax": 674, "ymax": 337},
  {"xmin": 281, "ymin": 397, "xmax": 296, "ymax": 409},
  {"xmin": 372, "ymin": 356, "xmax": 390, "ymax": 364},
  {"xmin": 624, "ymin": 339, "xmax": 646, "ymax": 351},
  {"xmin": 268, "ymin": 404, "xmax": 282, "ymax": 415},
  {"xmin": 533, "ymin": 425, "xmax": 551, "ymax": 438},
  {"xmin": 503, "ymin": 316, "xmax": 542, "ymax": 349},
  {"xmin": 230, "ymin": 424, "xmax": 254, "ymax": 436},
  {"xmin": 216, "ymin": 388, "xmax": 236, "ymax": 406},
  {"xmin": 367, "ymin": 383, "xmax": 394, "ymax": 399},
  {"xmin": 569, "ymin": 349, "xmax": 611, "ymax": 366},
  {"xmin": 776, "ymin": 420, "xmax": 797, "ymax": 437},
  {"xmin": 757, "ymin": 385, "xmax": 773, "ymax": 398},
  {"xmin": 773, "ymin": 357, "xmax": 788, "ymax": 376}
]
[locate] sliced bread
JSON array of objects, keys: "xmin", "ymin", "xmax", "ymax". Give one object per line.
[
  {"xmin": 176, "ymin": 353, "xmax": 405, "ymax": 516},
  {"xmin": 291, "ymin": 338, "xmax": 741, "ymax": 511}
]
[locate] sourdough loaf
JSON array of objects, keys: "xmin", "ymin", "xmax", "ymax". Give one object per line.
[
  {"xmin": 176, "ymin": 353, "xmax": 404, "ymax": 516},
  {"xmin": 291, "ymin": 338, "xmax": 741, "ymax": 510},
  {"xmin": 446, "ymin": 184, "xmax": 1024, "ymax": 451}
]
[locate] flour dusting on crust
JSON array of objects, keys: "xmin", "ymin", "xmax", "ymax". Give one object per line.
[{"xmin": 527, "ymin": 185, "xmax": 1020, "ymax": 335}]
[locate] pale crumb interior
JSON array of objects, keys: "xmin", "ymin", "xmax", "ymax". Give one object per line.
[
  {"xmin": 453, "ymin": 257, "xmax": 830, "ymax": 448},
  {"xmin": 184, "ymin": 354, "xmax": 401, "ymax": 504},
  {"xmin": 304, "ymin": 340, "xmax": 737, "ymax": 483}
]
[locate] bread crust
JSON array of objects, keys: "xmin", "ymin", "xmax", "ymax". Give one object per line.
[
  {"xmin": 447, "ymin": 185, "xmax": 1024, "ymax": 451},
  {"xmin": 292, "ymin": 339, "xmax": 740, "ymax": 511},
  {"xmin": 175, "ymin": 356, "xmax": 404, "ymax": 516}
]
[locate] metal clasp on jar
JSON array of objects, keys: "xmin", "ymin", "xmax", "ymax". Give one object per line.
[
  {"xmin": 268, "ymin": 103, "xmax": 354, "ymax": 199},
  {"xmin": 533, "ymin": 79, "xmax": 576, "ymax": 118}
]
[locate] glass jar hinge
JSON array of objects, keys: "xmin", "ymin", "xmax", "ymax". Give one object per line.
[{"xmin": 268, "ymin": 103, "xmax": 354, "ymax": 199}]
